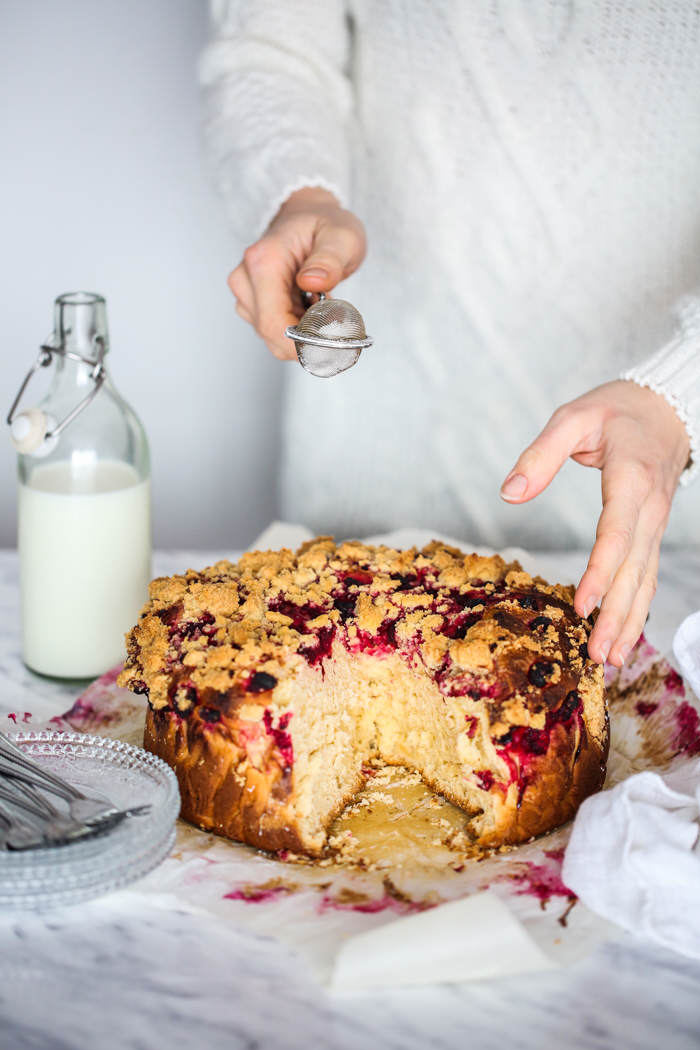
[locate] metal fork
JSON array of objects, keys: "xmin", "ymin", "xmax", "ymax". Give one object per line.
[
  {"xmin": 0, "ymin": 774, "xmax": 152, "ymax": 850},
  {"xmin": 0, "ymin": 731, "xmax": 151, "ymax": 848},
  {"xmin": 0, "ymin": 730, "xmax": 129, "ymax": 826},
  {"xmin": 0, "ymin": 779, "xmax": 87, "ymax": 848}
]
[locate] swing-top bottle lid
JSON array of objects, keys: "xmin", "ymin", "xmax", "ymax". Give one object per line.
[{"xmin": 6, "ymin": 291, "xmax": 109, "ymax": 455}]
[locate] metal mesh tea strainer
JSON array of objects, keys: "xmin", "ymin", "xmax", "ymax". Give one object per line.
[{"xmin": 285, "ymin": 293, "xmax": 373, "ymax": 378}]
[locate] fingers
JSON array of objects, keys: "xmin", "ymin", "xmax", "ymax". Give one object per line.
[
  {"xmin": 504, "ymin": 385, "xmax": 677, "ymax": 667},
  {"xmin": 574, "ymin": 460, "xmax": 652, "ymax": 620},
  {"xmin": 230, "ymin": 265, "xmax": 254, "ymax": 325},
  {"xmin": 228, "ymin": 262, "xmax": 254, "ymax": 314},
  {"xmin": 500, "ymin": 406, "xmax": 599, "ymax": 503},
  {"xmin": 228, "ymin": 241, "xmax": 300, "ymax": 361},
  {"xmin": 228, "ymin": 207, "xmax": 365, "ymax": 361},
  {"xmin": 297, "ymin": 223, "xmax": 366, "ymax": 293},
  {"xmin": 609, "ymin": 547, "xmax": 659, "ymax": 665},
  {"xmin": 585, "ymin": 519, "xmax": 662, "ymax": 666},
  {"xmin": 245, "ymin": 244, "xmax": 301, "ymax": 359},
  {"xmin": 576, "ymin": 464, "xmax": 669, "ymax": 665}
]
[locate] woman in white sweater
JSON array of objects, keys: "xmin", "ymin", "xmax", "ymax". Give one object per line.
[{"xmin": 200, "ymin": 1, "xmax": 700, "ymax": 667}]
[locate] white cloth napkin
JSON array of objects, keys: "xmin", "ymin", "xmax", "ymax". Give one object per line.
[{"xmin": 563, "ymin": 611, "xmax": 700, "ymax": 961}]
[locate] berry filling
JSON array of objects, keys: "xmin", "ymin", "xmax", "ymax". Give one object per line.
[
  {"xmin": 162, "ymin": 611, "xmax": 219, "ymax": 666},
  {"xmin": 464, "ymin": 716, "xmax": 478, "ymax": 738},
  {"xmin": 345, "ymin": 616, "xmax": 403, "ymax": 659},
  {"xmin": 441, "ymin": 612, "xmax": 480, "ymax": 640},
  {"xmin": 268, "ymin": 597, "xmax": 324, "ymax": 632},
  {"xmin": 263, "ymin": 709, "xmax": 294, "ymax": 768},
  {"xmin": 298, "ymin": 624, "xmax": 336, "ymax": 666},
  {"xmin": 496, "ymin": 690, "xmax": 583, "ymax": 799},
  {"xmin": 438, "ymin": 672, "xmax": 504, "ymax": 700},
  {"xmin": 475, "ymin": 770, "xmax": 494, "ymax": 790}
]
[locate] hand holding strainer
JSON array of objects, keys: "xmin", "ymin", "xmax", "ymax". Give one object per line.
[{"xmin": 285, "ymin": 293, "xmax": 373, "ymax": 378}]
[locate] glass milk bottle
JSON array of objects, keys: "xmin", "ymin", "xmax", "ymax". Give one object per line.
[{"xmin": 8, "ymin": 292, "xmax": 151, "ymax": 678}]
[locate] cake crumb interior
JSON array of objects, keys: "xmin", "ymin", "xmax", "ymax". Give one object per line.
[{"xmin": 279, "ymin": 644, "xmax": 498, "ymax": 852}]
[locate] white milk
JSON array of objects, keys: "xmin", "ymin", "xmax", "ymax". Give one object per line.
[{"xmin": 18, "ymin": 459, "xmax": 151, "ymax": 678}]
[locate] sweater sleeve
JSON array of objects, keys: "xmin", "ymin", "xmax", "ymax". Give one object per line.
[
  {"xmin": 199, "ymin": 0, "xmax": 353, "ymax": 244},
  {"xmin": 621, "ymin": 296, "xmax": 700, "ymax": 486}
]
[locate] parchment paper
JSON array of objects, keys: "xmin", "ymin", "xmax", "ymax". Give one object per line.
[{"xmin": 7, "ymin": 525, "xmax": 698, "ymax": 988}]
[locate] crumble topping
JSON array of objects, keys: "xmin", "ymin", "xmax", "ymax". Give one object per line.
[{"xmin": 119, "ymin": 539, "xmax": 598, "ymax": 760}]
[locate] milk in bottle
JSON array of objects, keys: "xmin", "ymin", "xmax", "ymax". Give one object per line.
[{"xmin": 10, "ymin": 292, "xmax": 151, "ymax": 678}]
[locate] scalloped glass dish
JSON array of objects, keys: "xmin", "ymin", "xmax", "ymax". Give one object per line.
[{"xmin": 0, "ymin": 731, "xmax": 179, "ymax": 910}]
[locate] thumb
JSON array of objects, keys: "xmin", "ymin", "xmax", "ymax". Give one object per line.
[
  {"xmin": 297, "ymin": 224, "xmax": 364, "ymax": 293},
  {"xmin": 500, "ymin": 408, "xmax": 592, "ymax": 503}
]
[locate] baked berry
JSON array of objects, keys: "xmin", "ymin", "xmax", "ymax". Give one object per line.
[
  {"xmin": 521, "ymin": 727, "xmax": 548, "ymax": 755},
  {"xmin": 518, "ymin": 595, "xmax": 538, "ymax": 610},
  {"xmin": 334, "ymin": 597, "xmax": 356, "ymax": 621},
  {"xmin": 457, "ymin": 592, "xmax": 486, "ymax": 608},
  {"xmin": 248, "ymin": 671, "xmax": 278, "ymax": 693},
  {"xmin": 158, "ymin": 605, "xmax": 182, "ymax": 627},
  {"xmin": 199, "ymin": 707, "xmax": 221, "ymax": 723},
  {"xmin": 530, "ymin": 616, "xmax": 551, "ymax": 631},
  {"xmin": 442, "ymin": 613, "xmax": 479, "ymax": 640},
  {"xmin": 528, "ymin": 661, "xmax": 554, "ymax": 687},
  {"xmin": 556, "ymin": 690, "xmax": 580, "ymax": 722},
  {"xmin": 344, "ymin": 571, "xmax": 373, "ymax": 586}
]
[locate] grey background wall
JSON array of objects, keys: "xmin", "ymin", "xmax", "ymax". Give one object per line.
[{"xmin": 0, "ymin": 0, "xmax": 283, "ymax": 548}]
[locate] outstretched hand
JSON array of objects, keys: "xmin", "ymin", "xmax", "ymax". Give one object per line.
[
  {"xmin": 228, "ymin": 187, "xmax": 366, "ymax": 359},
  {"xmin": 501, "ymin": 381, "xmax": 690, "ymax": 666}
]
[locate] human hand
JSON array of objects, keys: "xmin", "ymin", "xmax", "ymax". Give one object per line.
[
  {"xmin": 228, "ymin": 187, "xmax": 367, "ymax": 360},
  {"xmin": 500, "ymin": 380, "xmax": 690, "ymax": 666}
]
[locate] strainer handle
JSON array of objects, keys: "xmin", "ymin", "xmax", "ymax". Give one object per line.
[{"xmin": 302, "ymin": 291, "xmax": 327, "ymax": 305}]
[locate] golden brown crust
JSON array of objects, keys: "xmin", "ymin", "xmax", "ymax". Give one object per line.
[
  {"xmin": 144, "ymin": 708, "xmax": 313, "ymax": 853},
  {"xmin": 121, "ymin": 537, "xmax": 608, "ymax": 855},
  {"xmin": 144, "ymin": 706, "xmax": 363, "ymax": 855},
  {"xmin": 475, "ymin": 668, "xmax": 609, "ymax": 846}
]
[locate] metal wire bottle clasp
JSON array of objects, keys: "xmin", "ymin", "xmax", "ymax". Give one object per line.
[{"xmin": 7, "ymin": 337, "xmax": 106, "ymax": 451}]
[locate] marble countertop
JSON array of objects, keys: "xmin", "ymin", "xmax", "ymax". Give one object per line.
[{"xmin": 1, "ymin": 548, "xmax": 699, "ymax": 1050}]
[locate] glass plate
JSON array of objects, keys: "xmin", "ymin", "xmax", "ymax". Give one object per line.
[{"xmin": 0, "ymin": 731, "xmax": 180, "ymax": 910}]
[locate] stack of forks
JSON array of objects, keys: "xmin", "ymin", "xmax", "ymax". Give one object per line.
[{"xmin": 0, "ymin": 731, "xmax": 149, "ymax": 850}]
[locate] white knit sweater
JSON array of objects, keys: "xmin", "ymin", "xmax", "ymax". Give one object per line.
[{"xmin": 201, "ymin": 1, "xmax": 700, "ymax": 548}]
